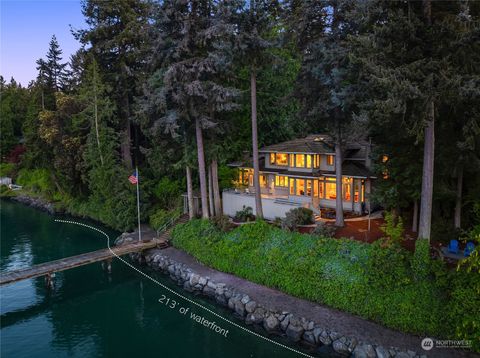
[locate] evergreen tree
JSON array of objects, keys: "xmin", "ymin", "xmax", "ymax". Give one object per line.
[
  {"xmin": 143, "ymin": 0, "xmax": 240, "ymax": 219},
  {"xmin": 75, "ymin": 0, "xmax": 153, "ymax": 168},
  {"xmin": 45, "ymin": 35, "xmax": 69, "ymax": 92}
]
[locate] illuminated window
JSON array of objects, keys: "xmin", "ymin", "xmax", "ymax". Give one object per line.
[
  {"xmin": 306, "ymin": 155, "xmax": 312, "ymax": 168},
  {"xmin": 249, "ymin": 174, "xmax": 253, "ymax": 187},
  {"xmin": 314, "ymin": 155, "xmax": 320, "ymax": 168},
  {"xmin": 295, "ymin": 154, "xmax": 305, "ymax": 168},
  {"xmin": 306, "ymin": 180, "xmax": 312, "ymax": 196},
  {"xmin": 382, "ymin": 155, "xmax": 389, "ymax": 163},
  {"xmin": 313, "ymin": 180, "xmax": 319, "ymax": 197},
  {"xmin": 275, "ymin": 175, "xmax": 288, "ymax": 187},
  {"xmin": 327, "ymin": 155, "xmax": 334, "ymax": 166},
  {"xmin": 275, "ymin": 153, "xmax": 288, "ymax": 166},
  {"xmin": 289, "ymin": 154, "xmax": 295, "ymax": 167},
  {"xmin": 325, "ymin": 178, "xmax": 336, "ymax": 199},
  {"xmin": 289, "ymin": 178, "xmax": 295, "ymax": 195},
  {"xmin": 343, "ymin": 177, "xmax": 351, "ymax": 201},
  {"xmin": 270, "ymin": 153, "xmax": 275, "ymax": 165},
  {"xmin": 319, "ymin": 180, "xmax": 324, "ymax": 198},
  {"xmin": 354, "ymin": 180, "xmax": 361, "ymax": 203},
  {"xmin": 260, "ymin": 175, "xmax": 267, "ymax": 187},
  {"xmin": 295, "ymin": 179, "xmax": 305, "ymax": 196}
]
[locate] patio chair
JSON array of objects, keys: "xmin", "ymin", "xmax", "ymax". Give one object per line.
[
  {"xmin": 448, "ymin": 239, "xmax": 459, "ymax": 254},
  {"xmin": 464, "ymin": 242, "xmax": 475, "ymax": 257}
]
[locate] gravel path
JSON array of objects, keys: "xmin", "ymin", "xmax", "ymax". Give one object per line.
[{"xmin": 155, "ymin": 246, "xmax": 478, "ymax": 358}]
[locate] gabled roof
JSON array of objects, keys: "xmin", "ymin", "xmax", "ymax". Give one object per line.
[{"xmin": 259, "ymin": 134, "xmax": 335, "ymax": 154}]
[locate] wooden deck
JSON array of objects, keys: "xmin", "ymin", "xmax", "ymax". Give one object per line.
[{"xmin": 0, "ymin": 237, "xmax": 168, "ymax": 286}]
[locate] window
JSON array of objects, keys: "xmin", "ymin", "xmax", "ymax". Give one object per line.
[
  {"xmin": 260, "ymin": 175, "xmax": 267, "ymax": 187},
  {"xmin": 327, "ymin": 155, "xmax": 334, "ymax": 166},
  {"xmin": 313, "ymin": 180, "xmax": 319, "ymax": 197},
  {"xmin": 319, "ymin": 180, "xmax": 324, "ymax": 198},
  {"xmin": 289, "ymin": 178, "xmax": 295, "ymax": 195},
  {"xmin": 295, "ymin": 154, "xmax": 305, "ymax": 168},
  {"xmin": 289, "ymin": 154, "xmax": 295, "ymax": 167},
  {"xmin": 325, "ymin": 178, "xmax": 336, "ymax": 199},
  {"xmin": 249, "ymin": 174, "xmax": 253, "ymax": 187},
  {"xmin": 354, "ymin": 180, "xmax": 361, "ymax": 203},
  {"xmin": 275, "ymin": 175, "xmax": 288, "ymax": 187},
  {"xmin": 306, "ymin": 155, "xmax": 312, "ymax": 168},
  {"xmin": 314, "ymin": 155, "xmax": 320, "ymax": 168},
  {"xmin": 275, "ymin": 153, "xmax": 288, "ymax": 166},
  {"xmin": 295, "ymin": 179, "xmax": 305, "ymax": 196},
  {"xmin": 306, "ymin": 180, "xmax": 312, "ymax": 196},
  {"xmin": 343, "ymin": 177, "xmax": 351, "ymax": 201},
  {"xmin": 270, "ymin": 153, "xmax": 275, "ymax": 165}
]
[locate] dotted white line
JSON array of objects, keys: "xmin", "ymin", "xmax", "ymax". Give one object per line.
[{"xmin": 54, "ymin": 219, "xmax": 315, "ymax": 358}]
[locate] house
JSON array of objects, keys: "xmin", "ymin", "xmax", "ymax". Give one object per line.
[{"xmin": 223, "ymin": 134, "xmax": 376, "ymax": 220}]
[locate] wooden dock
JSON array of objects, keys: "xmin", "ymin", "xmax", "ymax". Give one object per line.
[{"xmin": 0, "ymin": 237, "xmax": 168, "ymax": 286}]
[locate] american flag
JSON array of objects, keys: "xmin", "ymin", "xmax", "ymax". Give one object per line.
[{"xmin": 128, "ymin": 171, "xmax": 138, "ymax": 185}]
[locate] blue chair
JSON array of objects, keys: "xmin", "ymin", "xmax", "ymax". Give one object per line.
[
  {"xmin": 464, "ymin": 242, "xmax": 475, "ymax": 257},
  {"xmin": 448, "ymin": 239, "xmax": 459, "ymax": 254}
]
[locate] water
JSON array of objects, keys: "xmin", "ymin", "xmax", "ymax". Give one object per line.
[{"xmin": 1, "ymin": 200, "xmax": 323, "ymax": 358}]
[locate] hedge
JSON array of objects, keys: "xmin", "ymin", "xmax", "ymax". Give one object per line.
[{"xmin": 171, "ymin": 219, "xmax": 479, "ymax": 350}]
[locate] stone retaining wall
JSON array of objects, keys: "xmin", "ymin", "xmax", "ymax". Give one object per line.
[{"xmin": 132, "ymin": 250, "xmax": 425, "ymax": 358}]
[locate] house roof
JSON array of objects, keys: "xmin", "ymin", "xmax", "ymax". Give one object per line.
[{"xmin": 259, "ymin": 135, "xmax": 335, "ymax": 154}]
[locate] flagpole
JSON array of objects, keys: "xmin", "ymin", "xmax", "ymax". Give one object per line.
[{"xmin": 136, "ymin": 167, "xmax": 142, "ymax": 242}]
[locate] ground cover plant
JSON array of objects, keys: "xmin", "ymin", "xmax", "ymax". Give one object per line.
[{"xmin": 171, "ymin": 219, "xmax": 480, "ymax": 350}]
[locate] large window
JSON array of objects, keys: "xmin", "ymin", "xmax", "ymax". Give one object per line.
[
  {"xmin": 295, "ymin": 179, "xmax": 305, "ymax": 195},
  {"xmin": 275, "ymin": 175, "xmax": 288, "ymax": 187},
  {"xmin": 269, "ymin": 153, "xmax": 288, "ymax": 166},
  {"xmin": 325, "ymin": 178, "xmax": 336, "ymax": 199},
  {"xmin": 295, "ymin": 154, "xmax": 305, "ymax": 168},
  {"xmin": 327, "ymin": 155, "xmax": 334, "ymax": 166},
  {"xmin": 276, "ymin": 153, "xmax": 288, "ymax": 166},
  {"xmin": 306, "ymin": 155, "xmax": 312, "ymax": 169}
]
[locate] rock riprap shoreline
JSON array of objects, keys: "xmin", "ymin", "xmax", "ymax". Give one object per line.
[{"xmin": 131, "ymin": 250, "xmax": 428, "ymax": 358}]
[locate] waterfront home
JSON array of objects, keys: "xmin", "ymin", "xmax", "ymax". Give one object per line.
[{"xmin": 223, "ymin": 135, "xmax": 377, "ymax": 220}]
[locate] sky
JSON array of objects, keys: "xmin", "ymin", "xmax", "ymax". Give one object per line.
[{"xmin": 1, "ymin": 0, "xmax": 86, "ymax": 86}]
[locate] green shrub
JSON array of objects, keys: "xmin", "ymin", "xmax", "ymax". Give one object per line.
[
  {"xmin": 16, "ymin": 168, "xmax": 54, "ymax": 195},
  {"xmin": 234, "ymin": 206, "xmax": 255, "ymax": 222},
  {"xmin": 380, "ymin": 211, "xmax": 404, "ymax": 243},
  {"xmin": 210, "ymin": 215, "xmax": 233, "ymax": 232},
  {"xmin": 152, "ymin": 177, "xmax": 182, "ymax": 209},
  {"xmin": 311, "ymin": 222, "xmax": 336, "ymax": 238},
  {"xmin": 171, "ymin": 220, "xmax": 479, "ymax": 347},
  {"xmin": 282, "ymin": 207, "xmax": 314, "ymax": 231},
  {"xmin": 0, "ymin": 163, "xmax": 15, "ymax": 177},
  {"xmin": 149, "ymin": 207, "xmax": 181, "ymax": 231}
]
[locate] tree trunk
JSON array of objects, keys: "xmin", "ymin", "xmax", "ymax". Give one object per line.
[
  {"xmin": 412, "ymin": 200, "xmax": 419, "ymax": 233},
  {"xmin": 208, "ymin": 163, "xmax": 215, "ymax": 217},
  {"xmin": 418, "ymin": 100, "xmax": 435, "ymax": 241},
  {"xmin": 92, "ymin": 66, "xmax": 104, "ymax": 166},
  {"xmin": 454, "ymin": 164, "xmax": 463, "ymax": 229},
  {"xmin": 195, "ymin": 117, "xmax": 209, "ymax": 219},
  {"xmin": 186, "ymin": 166, "xmax": 194, "ymax": 219},
  {"xmin": 212, "ymin": 159, "xmax": 222, "ymax": 216},
  {"xmin": 251, "ymin": 69, "xmax": 263, "ymax": 219},
  {"xmin": 335, "ymin": 139, "xmax": 345, "ymax": 227}
]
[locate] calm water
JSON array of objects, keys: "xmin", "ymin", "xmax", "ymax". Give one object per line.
[{"xmin": 1, "ymin": 200, "xmax": 323, "ymax": 358}]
